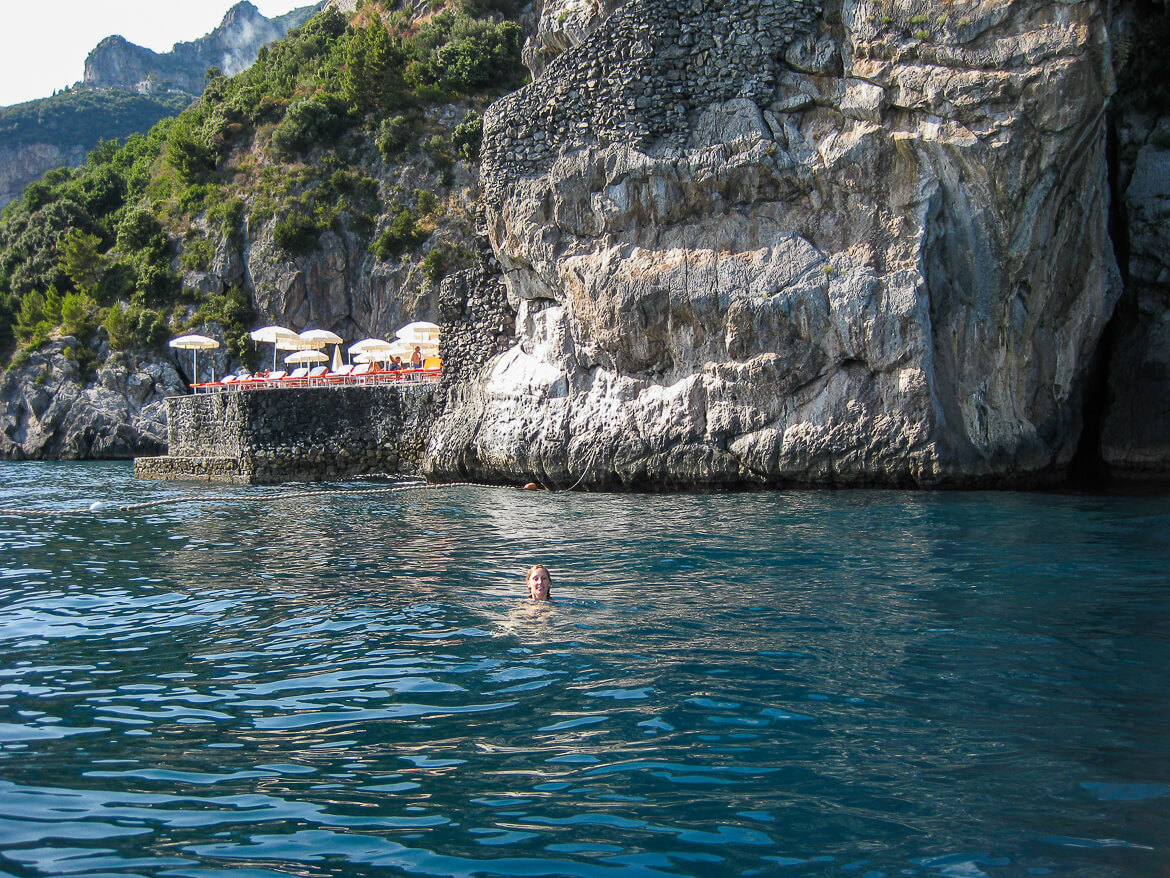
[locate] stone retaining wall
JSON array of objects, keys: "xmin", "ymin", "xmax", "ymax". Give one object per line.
[{"xmin": 135, "ymin": 384, "xmax": 438, "ymax": 484}]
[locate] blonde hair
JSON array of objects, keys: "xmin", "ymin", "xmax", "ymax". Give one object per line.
[{"xmin": 526, "ymin": 564, "xmax": 550, "ymax": 581}]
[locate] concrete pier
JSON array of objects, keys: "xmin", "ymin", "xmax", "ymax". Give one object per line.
[{"xmin": 134, "ymin": 385, "xmax": 439, "ymax": 484}]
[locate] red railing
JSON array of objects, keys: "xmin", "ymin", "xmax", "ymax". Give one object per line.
[{"xmin": 192, "ymin": 367, "xmax": 441, "ymax": 394}]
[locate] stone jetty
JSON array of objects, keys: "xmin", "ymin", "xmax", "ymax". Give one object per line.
[{"xmin": 135, "ymin": 384, "xmax": 438, "ymax": 484}]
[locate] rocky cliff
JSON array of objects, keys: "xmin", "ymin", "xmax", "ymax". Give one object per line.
[
  {"xmin": 0, "ymin": 341, "xmax": 183, "ymax": 460},
  {"xmin": 1099, "ymin": 72, "xmax": 1170, "ymax": 481},
  {"xmin": 0, "ymin": 143, "xmax": 89, "ymax": 209},
  {"xmin": 424, "ymin": 0, "xmax": 1140, "ymax": 488}
]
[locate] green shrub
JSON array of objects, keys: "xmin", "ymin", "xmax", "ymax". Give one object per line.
[
  {"xmin": 180, "ymin": 236, "xmax": 215, "ymax": 272},
  {"xmin": 103, "ymin": 301, "xmax": 169, "ymax": 351},
  {"xmin": 15, "ymin": 288, "xmax": 62, "ymax": 341},
  {"xmin": 455, "ymin": 0, "xmax": 520, "ymax": 15},
  {"xmin": 58, "ymin": 229, "xmax": 107, "ymax": 292},
  {"xmin": 404, "ymin": 14, "xmax": 524, "ymax": 96},
  {"xmin": 116, "ymin": 208, "xmax": 166, "ymax": 255},
  {"xmin": 377, "ymin": 114, "xmax": 413, "ymax": 159},
  {"xmin": 271, "ymin": 94, "xmax": 350, "ymax": 158},
  {"xmin": 94, "ymin": 261, "xmax": 137, "ymax": 307},
  {"xmin": 451, "ymin": 110, "xmax": 483, "ymax": 160},
  {"xmin": 329, "ymin": 169, "xmax": 380, "ymax": 208},
  {"xmin": 136, "ymin": 307, "xmax": 170, "ymax": 348},
  {"xmin": 414, "ymin": 188, "xmax": 439, "ymax": 216},
  {"xmin": 344, "ymin": 19, "xmax": 407, "ymax": 112},
  {"xmin": 273, "ymin": 211, "xmax": 324, "ymax": 255},
  {"xmin": 166, "ymin": 121, "xmax": 217, "ymax": 180},
  {"xmin": 60, "ymin": 291, "xmax": 99, "ymax": 339},
  {"xmin": 371, "ymin": 208, "xmax": 428, "ymax": 260},
  {"xmin": 133, "ymin": 262, "xmax": 180, "ymax": 308},
  {"xmin": 208, "ymin": 196, "xmax": 245, "ymax": 246},
  {"xmin": 423, "ymin": 134, "xmax": 455, "ymax": 183},
  {"xmin": 105, "ymin": 302, "xmax": 135, "ymax": 350}
]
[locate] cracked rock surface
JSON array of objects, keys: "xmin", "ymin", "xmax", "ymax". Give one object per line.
[{"xmin": 426, "ymin": 0, "xmax": 1121, "ymax": 488}]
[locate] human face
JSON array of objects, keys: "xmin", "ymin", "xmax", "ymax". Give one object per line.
[{"xmin": 527, "ymin": 567, "xmax": 551, "ymax": 600}]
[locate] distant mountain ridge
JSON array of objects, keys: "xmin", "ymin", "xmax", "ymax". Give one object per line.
[
  {"xmin": 83, "ymin": 1, "xmax": 321, "ymax": 94},
  {"xmin": 0, "ymin": 1, "xmax": 320, "ymax": 208}
]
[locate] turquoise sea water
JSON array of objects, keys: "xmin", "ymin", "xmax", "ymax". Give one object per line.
[{"xmin": 0, "ymin": 462, "xmax": 1167, "ymax": 878}]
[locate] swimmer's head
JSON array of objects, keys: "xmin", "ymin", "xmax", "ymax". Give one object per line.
[{"xmin": 526, "ymin": 564, "xmax": 551, "ymax": 601}]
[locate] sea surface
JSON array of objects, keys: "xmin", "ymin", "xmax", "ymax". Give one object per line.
[{"xmin": 0, "ymin": 461, "xmax": 1167, "ymax": 878}]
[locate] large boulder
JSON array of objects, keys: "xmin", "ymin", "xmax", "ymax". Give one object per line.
[{"xmin": 426, "ymin": 0, "xmax": 1122, "ymax": 488}]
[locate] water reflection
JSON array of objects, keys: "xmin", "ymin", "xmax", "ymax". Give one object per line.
[{"xmin": 0, "ymin": 463, "xmax": 1167, "ymax": 876}]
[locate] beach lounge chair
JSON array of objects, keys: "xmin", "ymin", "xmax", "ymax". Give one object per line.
[
  {"xmin": 326, "ymin": 364, "xmax": 355, "ymax": 385},
  {"xmin": 351, "ymin": 362, "xmax": 373, "ymax": 384},
  {"xmin": 421, "ymin": 356, "xmax": 442, "ymax": 383},
  {"xmin": 232, "ymin": 372, "xmax": 260, "ymax": 390}
]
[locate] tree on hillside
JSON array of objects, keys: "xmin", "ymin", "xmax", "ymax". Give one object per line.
[
  {"xmin": 343, "ymin": 20, "xmax": 404, "ymax": 113},
  {"xmin": 58, "ymin": 229, "xmax": 107, "ymax": 294}
]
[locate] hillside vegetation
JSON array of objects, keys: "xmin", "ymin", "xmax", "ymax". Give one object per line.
[
  {"xmin": 0, "ymin": 0, "xmax": 524, "ymax": 370},
  {"xmin": 0, "ymin": 90, "xmax": 192, "ymax": 150}
]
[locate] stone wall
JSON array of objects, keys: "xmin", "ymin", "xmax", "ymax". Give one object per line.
[
  {"xmin": 136, "ymin": 384, "xmax": 438, "ymax": 484},
  {"xmin": 437, "ymin": 236, "xmax": 516, "ymax": 388}
]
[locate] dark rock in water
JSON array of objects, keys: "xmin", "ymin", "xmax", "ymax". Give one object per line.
[
  {"xmin": 1100, "ymin": 118, "xmax": 1170, "ymax": 481},
  {"xmin": 0, "ymin": 342, "xmax": 185, "ymax": 460}
]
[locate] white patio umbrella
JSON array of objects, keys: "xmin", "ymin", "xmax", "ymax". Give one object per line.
[
  {"xmin": 331, "ymin": 345, "xmax": 344, "ymax": 372},
  {"xmin": 349, "ymin": 338, "xmax": 394, "ymax": 358},
  {"xmin": 169, "ymin": 334, "xmax": 220, "ymax": 384},
  {"xmin": 300, "ymin": 329, "xmax": 344, "ymax": 371},
  {"xmin": 299, "ymin": 329, "xmax": 343, "ymax": 346},
  {"xmin": 395, "ymin": 321, "xmax": 441, "ymax": 342},
  {"xmin": 276, "ymin": 337, "xmax": 321, "ymax": 351},
  {"xmin": 284, "ymin": 350, "xmax": 329, "ymax": 366},
  {"xmin": 250, "ymin": 325, "xmax": 300, "ymax": 370}
]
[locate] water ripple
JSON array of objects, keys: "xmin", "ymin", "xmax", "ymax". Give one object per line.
[{"xmin": 0, "ymin": 464, "xmax": 1165, "ymax": 876}]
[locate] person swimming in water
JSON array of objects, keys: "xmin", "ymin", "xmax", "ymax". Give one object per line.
[{"xmin": 526, "ymin": 564, "xmax": 551, "ymax": 601}]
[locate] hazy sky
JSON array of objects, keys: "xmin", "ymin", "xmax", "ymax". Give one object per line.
[{"xmin": 0, "ymin": 1, "xmax": 308, "ymax": 108}]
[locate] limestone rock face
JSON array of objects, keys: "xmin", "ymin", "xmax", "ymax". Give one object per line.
[
  {"xmin": 0, "ymin": 143, "xmax": 89, "ymax": 209},
  {"xmin": 426, "ymin": 0, "xmax": 1122, "ymax": 488},
  {"xmin": 0, "ymin": 342, "xmax": 185, "ymax": 460},
  {"xmin": 178, "ymin": 124, "xmax": 477, "ymax": 346},
  {"xmin": 1100, "ymin": 114, "xmax": 1170, "ymax": 479}
]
